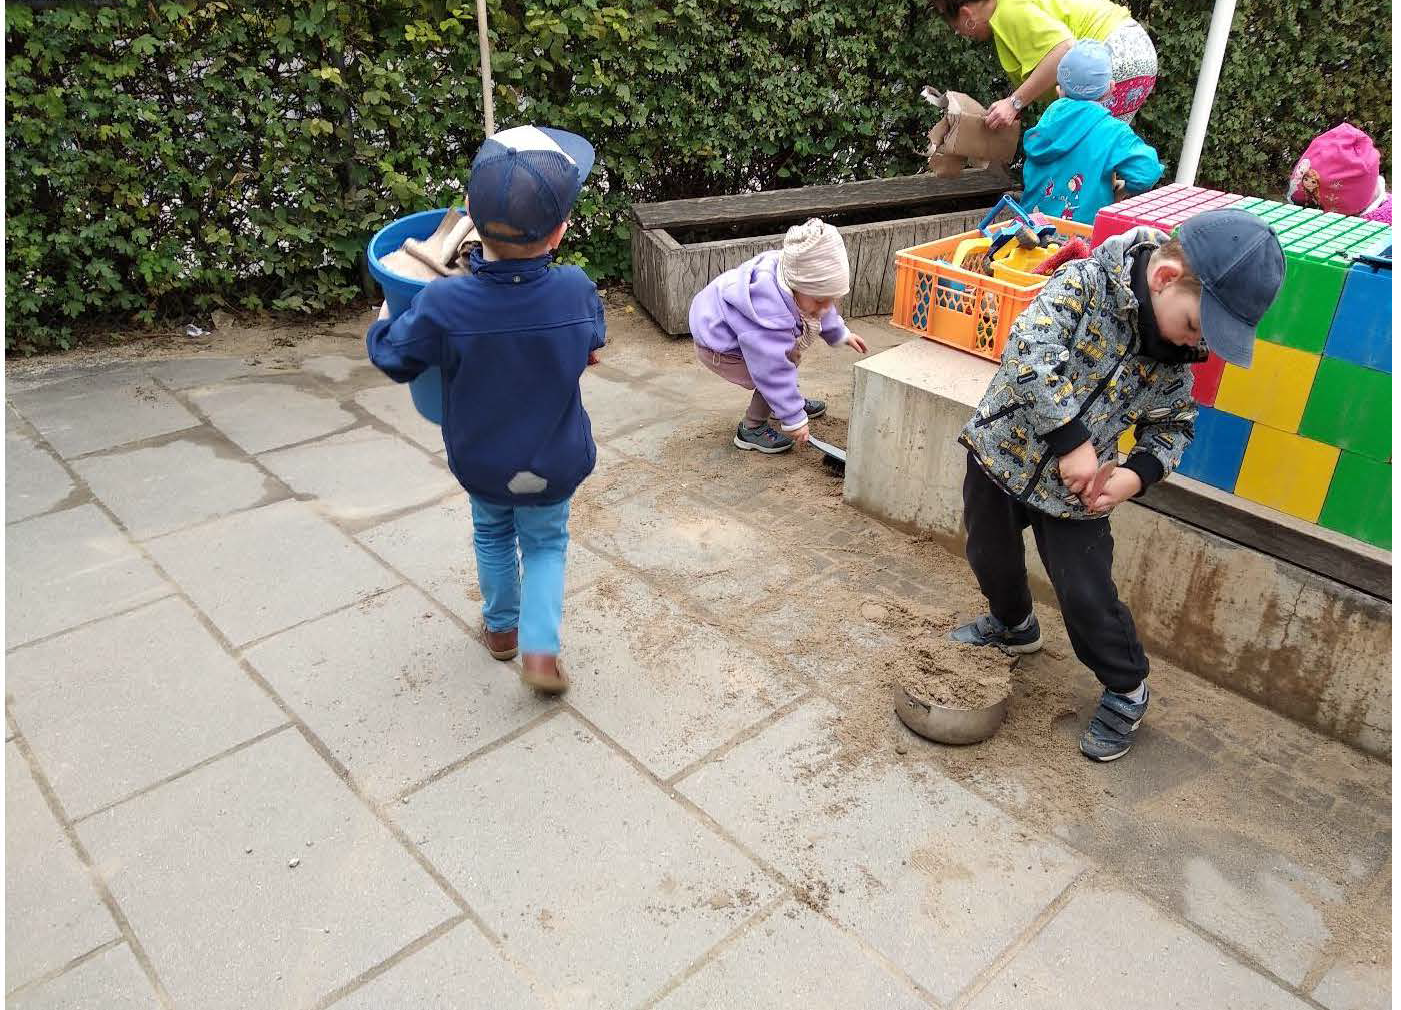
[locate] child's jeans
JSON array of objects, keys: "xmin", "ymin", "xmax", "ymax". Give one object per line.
[{"xmin": 469, "ymin": 495, "xmax": 572, "ymax": 655}]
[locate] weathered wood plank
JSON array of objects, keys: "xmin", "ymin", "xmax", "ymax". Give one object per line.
[
  {"xmin": 632, "ymin": 170, "xmax": 1011, "ymax": 231},
  {"xmin": 1140, "ymin": 475, "xmax": 1391, "ymax": 601},
  {"xmin": 637, "ymin": 205, "xmax": 996, "ymax": 335}
]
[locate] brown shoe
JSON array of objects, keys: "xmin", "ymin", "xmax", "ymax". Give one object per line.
[
  {"xmin": 482, "ymin": 626, "xmax": 518, "ymax": 661},
  {"xmin": 521, "ymin": 653, "xmax": 569, "ymax": 695}
]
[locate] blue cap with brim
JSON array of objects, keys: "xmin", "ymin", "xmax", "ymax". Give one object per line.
[
  {"xmin": 1177, "ymin": 209, "xmax": 1285, "ymax": 369},
  {"xmin": 468, "ymin": 126, "xmax": 596, "ymax": 244}
]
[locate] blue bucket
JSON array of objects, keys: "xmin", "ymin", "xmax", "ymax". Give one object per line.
[{"xmin": 366, "ymin": 208, "xmax": 464, "ymax": 424}]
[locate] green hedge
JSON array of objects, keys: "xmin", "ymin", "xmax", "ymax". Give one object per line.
[{"xmin": 5, "ymin": 0, "xmax": 1390, "ymax": 351}]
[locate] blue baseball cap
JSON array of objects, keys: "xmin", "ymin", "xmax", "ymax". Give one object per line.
[
  {"xmin": 1176, "ymin": 209, "xmax": 1286, "ymax": 369},
  {"xmin": 1057, "ymin": 40, "xmax": 1113, "ymax": 101},
  {"xmin": 467, "ymin": 126, "xmax": 596, "ymax": 244}
]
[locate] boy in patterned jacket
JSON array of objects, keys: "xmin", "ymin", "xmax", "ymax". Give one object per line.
[{"xmin": 952, "ymin": 210, "xmax": 1284, "ymax": 761}]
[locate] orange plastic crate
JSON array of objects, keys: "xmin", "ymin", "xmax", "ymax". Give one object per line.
[{"xmin": 891, "ymin": 218, "xmax": 1091, "ymax": 362}]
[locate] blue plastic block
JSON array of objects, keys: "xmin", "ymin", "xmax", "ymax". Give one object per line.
[
  {"xmin": 1324, "ymin": 263, "xmax": 1392, "ymax": 373},
  {"xmin": 1176, "ymin": 407, "xmax": 1254, "ymax": 491}
]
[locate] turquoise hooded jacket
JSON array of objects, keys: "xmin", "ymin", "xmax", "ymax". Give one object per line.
[{"xmin": 1021, "ymin": 98, "xmax": 1164, "ymax": 225}]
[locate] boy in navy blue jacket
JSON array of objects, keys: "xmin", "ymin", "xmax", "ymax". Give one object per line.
[{"xmin": 366, "ymin": 126, "xmax": 605, "ymax": 694}]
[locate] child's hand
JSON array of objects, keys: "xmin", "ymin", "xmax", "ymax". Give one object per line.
[
  {"xmin": 843, "ymin": 332, "xmax": 869, "ymax": 354},
  {"xmin": 377, "ymin": 300, "xmax": 390, "ymax": 321},
  {"xmin": 789, "ymin": 424, "xmax": 811, "ymax": 444},
  {"xmin": 1087, "ymin": 468, "xmax": 1142, "ymax": 513},
  {"xmin": 1057, "ymin": 441, "xmax": 1099, "ymax": 497},
  {"xmin": 587, "ymin": 350, "xmax": 600, "ymax": 366}
]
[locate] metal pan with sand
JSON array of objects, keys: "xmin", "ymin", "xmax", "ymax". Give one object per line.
[{"xmin": 892, "ymin": 640, "xmax": 1017, "ymax": 745}]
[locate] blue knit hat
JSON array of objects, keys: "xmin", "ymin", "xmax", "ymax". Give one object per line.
[{"xmin": 1057, "ymin": 40, "xmax": 1113, "ymax": 101}]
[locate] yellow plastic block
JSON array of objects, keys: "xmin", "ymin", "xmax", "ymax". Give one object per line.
[
  {"xmin": 1213, "ymin": 341, "xmax": 1321, "ymax": 433},
  {"xmin": 1234, "ymin": 425, "xmax": 1340, "ymax": 522},
  {"xmin": 1118, "ymin": 429, "xmax": 1136, "ymax": 457}
]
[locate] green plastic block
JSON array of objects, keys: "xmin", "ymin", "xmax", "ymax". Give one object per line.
[
  {"xmin": 1299, "ymin": 356, "xmax": 1392, "ymax": 460},
  {"xmin": 1256, "ymin": 253, "xmax": 1344, "ymax": 353},
  {"xmin": 1318, "ymin": 452, "xmax": 1391, "ymax": 549}
]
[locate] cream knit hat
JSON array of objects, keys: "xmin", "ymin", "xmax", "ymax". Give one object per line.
[{"xmin": 778, "ymin": 218, "xmax": 850, "ymax": 299}]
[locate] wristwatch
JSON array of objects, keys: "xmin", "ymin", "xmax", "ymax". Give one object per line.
[{"xmin": 1009, "ymin": 94, "xmax": 1025, "ymax": 114}]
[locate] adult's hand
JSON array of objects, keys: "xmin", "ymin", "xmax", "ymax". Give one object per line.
[{"xmin": 984, "ymin": 98, "xmax": 1020, "ymax": 130}]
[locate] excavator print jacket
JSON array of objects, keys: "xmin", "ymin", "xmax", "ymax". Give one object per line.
[{"xmin": 959, "ymin": 227, "xmax": 1200, "ymax": 520}]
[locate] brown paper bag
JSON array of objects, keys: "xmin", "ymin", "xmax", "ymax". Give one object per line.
[{"xmin": 923, "ymin": 87, "xmax": 1020, "ymax": 176}]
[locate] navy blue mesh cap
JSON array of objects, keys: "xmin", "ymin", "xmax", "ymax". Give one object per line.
[
  {"xmin": 467, "ymin": 126, "xmax": 595, "ymax": 244},
  {"xmin": 1177, "ymin": 209, "xmax": 1285, "ymax": 368}
]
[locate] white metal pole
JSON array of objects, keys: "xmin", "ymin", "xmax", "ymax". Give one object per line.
[
  {"xmin": 477, "ymin": 0, "xmax": 496, "ymax": 136},
  {"xmin": 1175, "ymin": 0, "xmax": 1237, "ymax": 184}
]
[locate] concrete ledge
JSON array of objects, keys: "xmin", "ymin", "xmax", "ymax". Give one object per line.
[{"xmin": 845, "ymin": 338, "xmax": 1392, "ymax": 758}]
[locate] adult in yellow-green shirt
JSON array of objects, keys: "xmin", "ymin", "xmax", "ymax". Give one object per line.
[{"xmin": 933, "ymin": 0, "xmax": 1157, "ymax": 129}]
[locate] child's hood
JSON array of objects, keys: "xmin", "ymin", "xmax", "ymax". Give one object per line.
[
  {"xmin": 1023, "ymin": 98, "xmax": 1118, "ymax": 160},
  {"xmin": 714, "ymin": 250, "xmax": 799, "ymax": 332},
  {"xmin": 1088, "ymin": 225, "xmax": 1164, "ymax": 317}
]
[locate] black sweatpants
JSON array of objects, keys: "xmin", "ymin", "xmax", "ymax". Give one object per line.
[{"xmin": 962, "ymin": 451, "xmax": 1148, "ymax": 694}]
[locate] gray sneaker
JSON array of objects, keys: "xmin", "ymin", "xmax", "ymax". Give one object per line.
[
  {"xmin": 733, "ymin": 424, "xmax": 794, "ymax": 454},
  {"xmin": 771, "ymin": 398, "xmax": 826, "ymax": 422},
  {"xmin": 949, "ymin": 613, "xmax": 1043, "ymax": 654},
  {"xmin": 1079, "ymin": 686, "xmax": 1150, "ymax": 762}
]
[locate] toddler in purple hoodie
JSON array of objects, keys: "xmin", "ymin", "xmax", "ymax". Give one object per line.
[{"xmin": 689, "ymin": 219, "xmax": 868, "ymax": 453}]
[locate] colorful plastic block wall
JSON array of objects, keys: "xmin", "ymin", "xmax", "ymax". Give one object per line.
[{"xmin": 1095, "ymin": 186, "xmax": 1392, "ymax": 549}]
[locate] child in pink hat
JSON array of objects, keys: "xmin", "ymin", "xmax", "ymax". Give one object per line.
[{"xmin": 1287, "ymin": 123, "xmax": 1391, "ymax": 223}]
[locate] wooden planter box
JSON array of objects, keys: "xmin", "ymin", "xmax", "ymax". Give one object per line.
[{"xmin": 630, "ymin": 170, "xmax": 1012, "ymax": 335}]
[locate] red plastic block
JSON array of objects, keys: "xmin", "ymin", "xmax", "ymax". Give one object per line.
[
  {"xmin": 1191, "ymin": 353, "xmax": 1227, "ymax": 406},
  {"xmin": 1090, "ymin": 185, "xmax": 1247, "ymax": 247},
  {"xmin": 1090, "ymin": 208, "xmax": 1138, "ymax": 247}
]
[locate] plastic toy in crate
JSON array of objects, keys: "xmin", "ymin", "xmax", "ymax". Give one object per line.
[{"xmin": 892, "ymin": 196, "xmax": 1094, "ymax": 361}]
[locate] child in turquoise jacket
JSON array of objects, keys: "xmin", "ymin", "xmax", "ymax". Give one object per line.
[{"xmin": 1021, "ymin": 39, "xmax": 1162, "ymax": 223}]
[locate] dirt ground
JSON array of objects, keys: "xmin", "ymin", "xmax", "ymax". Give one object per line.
[{"xmin": 8, "ymin": 292, "xmax": 1391, "ymax": 988}]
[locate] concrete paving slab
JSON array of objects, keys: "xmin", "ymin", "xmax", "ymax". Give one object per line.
[
  {"xmin": 394, "ymin": 713, "xmax": 779, "ymax": 1009},
  {"xmin": 9, "ymin": 376, "xmax": 200, "ymax": 459},
  {"xmin": 8, "ymin": 597, "xmax": 285, "ymax": 819},
  {"xmin": 353, "ymin": 384, "xmax": 445, "ymax": 455},
  {"xmin": 243, "ymin": 585, "xmax": 549, "ymax": 801},
  {"xmin": 302, "ymin": 354, "xmax": 367, "ymax": 384},
  {"xmin": 75, "ymin": 730, "xmax": 457, "ymax": 1010},
  {"xmin": 652, "ymin": 900, "xmax": 931, "ymax": 1010},
  {"xmin": 580, "ymin": 369, "xmax": 676, "ymax": 440},
  {"xmin": 1312, "ymin": 957, "xmax": 1391, "ymax": 1010},
  {"xmin": 6, "ymin": 420, "xmax": 77, "ymax": 523},
  {"xmin": 966, "ymin": 887, "xmax": 1313, "ymax": 1009},
  {"xmin": 5, "ymin": 744, "xmax": 117, "ymax": 991},
  {"xmin": 143, "ymin": 500, "xmax": 396, "ymax": 646},
  {"xmin": 605, "ymin": 407, "xmax": 737, "ymax": 468},
  {"xmin": 1182, "ymin": 855, "xmax": 1340, "ymax": 987},
  {"xmin": 676, "ymin": 699, "xmax": 1086, "ymax": 1004},
  {"xmin": 188, "ymin": 381, "xmax": 354, "ymax": 454},
  {"xmin": 6, "ymin": 505, "xmax": 169, "ymax": 650},
  {"xmin": 259, "ymin": 426, "xmax": 457, "ymax": 522},
  {"xmin": 562, "ymin": 572, "xmax": 805, "ymax": 778},
  {"xmin": 577, "ymin": 485, "xmax": 827, "ymax": 613},
  {"xmin": 71, "ymin": 434, "xmax": 281, "ymax": 540},
  {"xmin": 7, "ymin": 943, "xmax": 158, "ymax": 1010},
  {"xmin": 145, "ymin": 357, "xmax": 253, "ymax": 390},
  {"xmin": 355, "ymin": 498, "xmax": 612, "ymax": 626},
  {"xmin": 331, "ymin": 924, "xmax": 547, "ymax": 1010}
]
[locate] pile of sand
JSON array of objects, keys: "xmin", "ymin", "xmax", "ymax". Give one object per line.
[{"xmin": 899, "ymin": 636, "xmax": 1014, "ymax": 711}]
